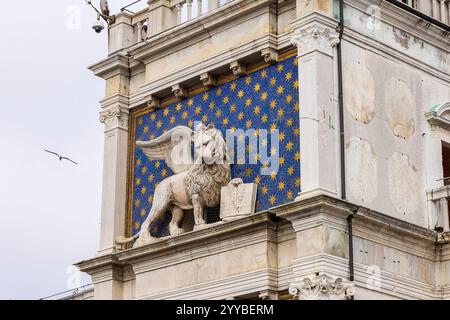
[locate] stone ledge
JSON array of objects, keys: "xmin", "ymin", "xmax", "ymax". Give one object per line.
[
  {"xmin": 75, "ymin": 195, "xmax": 449, "ymax": 299},
  {"xmin": 77, "ymin": 195, "xmax": 439, "ymax": 273},
  {"xmin": 116, "ymin": 211, "xmax": 277, "ymax": 264}
]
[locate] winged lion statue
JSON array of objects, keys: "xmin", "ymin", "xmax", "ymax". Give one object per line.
[{"xmin": 117, "ymin": 123, "xmax": 231, "ymax": 248}]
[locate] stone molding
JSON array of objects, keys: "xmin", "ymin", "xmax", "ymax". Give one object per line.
[
  {"xmin": 346, "ymin": 0, "xmax": 450, "ymax": 53},
  {"xmin": 292, "ymin": 253, "xmax": 444, "ymax": 300},
  {"xmin": 130, "ymin": 33, "xmax": 281, "ymax": 108},
  {"xmin": 99, "ymin": 93, "xmax": 130, "ymax": 109},
  {"xmin": 89, "ymin": 54, "xmax": 131, "ymax": 80},
  {"xmin": 116, "ymin": 212, "xmax": 277, "ymax": 270},
  {"xmin": 139, "ymin": 268, "xmax": 280, "ymax": 300},
  {"xmin": 76, "ymin": 195, "xmax": 445, "ymax": 300},
  {"xmin": 344, "ymin": 0, "xmax": 450, "ymax": 81}
]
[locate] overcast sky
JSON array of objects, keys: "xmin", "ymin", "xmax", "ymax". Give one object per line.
[{"xmin": 0, "ymin": 0, "xmax": 148, "ymax": 300}]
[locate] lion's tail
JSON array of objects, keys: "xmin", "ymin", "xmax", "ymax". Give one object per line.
[{"xmin": 115, "ymin": 234, "xmax": 139, "ymax": 246}]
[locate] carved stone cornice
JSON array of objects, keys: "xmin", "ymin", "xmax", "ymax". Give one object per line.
[
  {"xmin": 88, "ymin": 54, "xmax": 132, "ymax": 80},
  {"xmin": 290, "ymin": 23, "xmax": 340, "ymax": 57},
  {"xmin": 99, "ymin": 106, "xmax": 130, "ymax": 132},
  {"xmin": 289, "ymin": 274, "xmax": 355, "ymax": 300}
]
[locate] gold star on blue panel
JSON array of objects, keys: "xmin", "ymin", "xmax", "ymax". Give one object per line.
[{"xmin": 130, "ymin": 56, "xmax": 300, "ymax": 236}]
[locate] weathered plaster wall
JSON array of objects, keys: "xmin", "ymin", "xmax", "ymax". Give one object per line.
[{"xmin": 342, "ymin": 4, "xmax": 450, "ymax": 228}]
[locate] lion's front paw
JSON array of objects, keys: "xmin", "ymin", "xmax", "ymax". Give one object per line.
[
  {"xmin": 133, "ymin": 234, "xmax": 157, "ymax": 248},
  {"xmin": 169, "ymin": 223, "xmax": 185, "ymax": 236}
]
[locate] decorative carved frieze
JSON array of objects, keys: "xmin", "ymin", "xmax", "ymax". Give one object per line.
[
  {"xmin": 200, "ymin": 72, "xmax": 216, "ymax": 87},
  {"xmin": 289, "ymin": 274, "xmax": 355, "ymax": 300},
  {"xmin": 172, "ymin": 84, "xmax": 187, "ymax": 99},
  {"xmin": 230, "ymin": 61, "xmax": 246, "ymax": 77},
  {"xmin": 261, "ymin": 48, "xmax": 278, "ymax": 63},
  {"xmin": 99, "ymin": 106, "xmax": 129, "ymax": 131},
  {"xmin": 290, "ymin": 24, "xmax": 340, "ymax": 57}
]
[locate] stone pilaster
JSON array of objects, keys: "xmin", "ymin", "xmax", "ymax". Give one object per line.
[
  {"xmin": 276, "ymin": 195, "xmax": 355, "ymax": 299},
  {"xmin": 89, "ymin": 53, "xmax": 131, "ymax": 257},
  {"xmin": 97, "ymin": 104, "xmax": 130, "ymax": 256},
  {"xmin": 290, "ymin": 14, "xmax": 340, "ymax": 200}
]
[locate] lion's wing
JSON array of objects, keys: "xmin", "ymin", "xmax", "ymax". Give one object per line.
[{"xmin": 136, "ymin": 126, "xmax": 194, "ymax": 174}]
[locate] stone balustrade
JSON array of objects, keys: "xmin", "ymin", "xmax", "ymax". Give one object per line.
[
  {"xmin": 117, "ymin": 0, "xmax": 234, "ymax": 49},
  {"xmin": 162, "ymin": 0, "xmax": 234, "ymax": 26},
  {"xmin": 397, "ymin": 0, "xmax": 450, "ymax": 25}
]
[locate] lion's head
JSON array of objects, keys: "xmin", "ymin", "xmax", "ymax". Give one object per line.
[{"xmin": 193, "ymin": 123, "xmax": 228, "ymax": 166}]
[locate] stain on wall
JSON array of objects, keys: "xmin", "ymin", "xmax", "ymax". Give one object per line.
[
  {"xmin": 347, "ymin": 137, "xmax": 378, "ymax": 204},
  {"xmin": 384, "ymin": 78, "xmax": 416, "ymax": 139},
  {"xmin": 388, "ymin": 152, "xmax": 420, "ymax": 216},
  {"xmin": 344, "ymin": 63, "xmax": 376, "ymax": 124}
]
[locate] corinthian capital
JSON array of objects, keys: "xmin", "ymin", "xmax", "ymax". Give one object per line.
[
  {"xmin": 290, "ymin": 24, "xmax": 340, "ymax": 57},
  {"xmin": 99, "ymin": 106, "xmax": 129, "ymax": 132},
  {"xmin": 289, "ymin": 274, "xmax": 355, "ymax": 300}
]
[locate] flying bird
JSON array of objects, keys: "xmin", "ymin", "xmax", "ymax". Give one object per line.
[{"xmin": 44, "ymin": 149, "xmax": 78, "ymax": 165}]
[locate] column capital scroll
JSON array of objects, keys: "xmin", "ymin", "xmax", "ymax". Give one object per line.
[
  {"xmin": 99, "ymin": 106, "xmax": 130, "ymax": 132},
  {"xmin": 290, "ymin": 23, "xmax": 340, "ymax": 57}
]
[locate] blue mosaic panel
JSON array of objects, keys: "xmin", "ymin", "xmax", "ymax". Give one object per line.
[{"xmin": 129, "ymin": 56, "xmax": 300, "ymax": 236}]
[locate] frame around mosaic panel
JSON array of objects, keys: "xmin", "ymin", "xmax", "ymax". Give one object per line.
[{"xmin": 127, "ymin": 54, "xmax": 301, "ymax": 237}]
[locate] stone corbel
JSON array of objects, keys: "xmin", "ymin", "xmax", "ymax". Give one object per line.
[
  {"xmin": 261, "ymin": 48, "xmax": 278, "ymax": 63},
  {"xmin": 230, "ymin": 61, "xmax": 246, "ymax": 77},
  {"xmin": 200, "ymin": 72, "xmax": 216, "ymax": 87},
  {"xmin": 172, "ymin": 84, "xmax": 187, "ymax": 99},
  {"xmin": 99, "ymin": 106, "xmax": 129, "ymax": 132},
  {"xmin": 290, "ymin": 23, "xmax": 340, "ymax": 57},
  {"xmin": 258, "ymin": 290, "xmax": 278, "ymax": 300},
  {"xmin": 289, "ymin": 274, "xmax": 355, "ymax": 300},
  {"xmin": 145, "ymin": 94, "xmax": 161, "ymax": 110}
]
